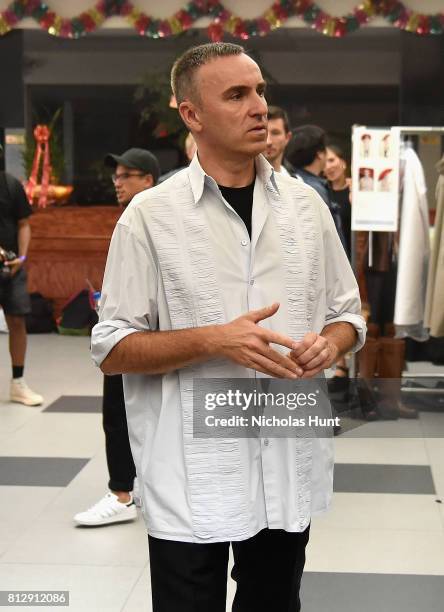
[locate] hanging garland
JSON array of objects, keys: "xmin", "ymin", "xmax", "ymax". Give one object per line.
[{"xmin": 0, "ymin": 0, "xmax": 443, "ymax": 39}]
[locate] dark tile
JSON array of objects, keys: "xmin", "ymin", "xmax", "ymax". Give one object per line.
[
  {"xmin": 302, "ymin": 573, "xmax": 444, "ymax": 612},
  {"xmin": 44, "ymin": 396, "xmax": 101, "ymax": 413},
  {"xmin": 334, "ymin": 464, "xmax": 435, "ymax": 494},
  {"xmin": 0, "ymin": 457, "xmax": 90, "ymax": 486}
]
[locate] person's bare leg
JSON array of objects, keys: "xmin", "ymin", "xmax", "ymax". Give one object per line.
[
  {"xmin": 112, "ymin": 491, "xmax": 131, "ymax": 503},
  {"xmin": 6, "ymin": 314, "xmax": 26, "ymax": 367}
]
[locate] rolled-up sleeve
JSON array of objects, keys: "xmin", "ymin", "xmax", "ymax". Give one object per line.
[
  {"xmin": 91, "ymin": 209, "xmax": 158, "ymax": 367},
  {"xmin": 319, "ymin": 200, "xmax": 366, "ymax": 353}
]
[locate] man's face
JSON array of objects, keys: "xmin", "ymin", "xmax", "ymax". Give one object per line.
[
  {"xmin": 112, "ymin": 164, "xmax": 153, "ymax": 206},
  {"xmin": 265, "ymin": 118, "xmax": 291, "ymax": 165},
  {"xmin": 182, "ymin": 54, "xmax": 268, "ymax": 159}
]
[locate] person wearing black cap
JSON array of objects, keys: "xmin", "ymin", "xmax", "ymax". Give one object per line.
[
  {"xmin": 74, "ymin": 147, "xmax": 159, "ymax": 527},
  {"xmin": 104, "ymin": 147, "xmax": 160, "ymax": 207}
]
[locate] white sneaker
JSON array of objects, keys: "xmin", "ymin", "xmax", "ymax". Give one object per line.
[
  {"xmin": 10, "ymin": 378, "xmax": 44, "ymax": 406},
  {"xmin": 74, "ymin": 492, "xmax": 137, "ymax": 526}
]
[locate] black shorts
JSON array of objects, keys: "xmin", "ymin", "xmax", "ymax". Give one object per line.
[{"xmin": 0, "ymin": 267, "xmax": 31, "ymax": 316}]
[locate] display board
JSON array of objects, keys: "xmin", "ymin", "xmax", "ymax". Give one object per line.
[{"xmin": 351, "ymin": 126, "xmax": 401, "ymax": 232}]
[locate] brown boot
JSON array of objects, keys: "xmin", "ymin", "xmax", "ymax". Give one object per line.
[
  {"xmin": 383, "ymin": 322, "xmax": 396, "ymax": 338},
  {"xmin": 357, "ymin": 338, "xmax": 379, "ymax": 420},
  {"xmin": 358, "ymin": 337, "xmax": 379, "ymax": 378},
  {"xmin": 367, "ymin": 323, "xmax": 381, "ymax": 339},
  {"xmin": 378, "ymin": 337, "xmax": 418, "ymax": 419}
]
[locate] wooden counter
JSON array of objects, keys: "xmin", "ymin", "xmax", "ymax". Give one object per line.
[{"xmin": 27, "ymin": 206, "xmax": 122, "ymax": 318}]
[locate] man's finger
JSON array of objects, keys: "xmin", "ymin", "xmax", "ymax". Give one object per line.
[
  {"xmin": 245, "ymin": 303, "xmax": 280, "ymax": 324},
  {"xmin": 291, "ymin": 332, "xmax": 319, "ymax": 356},
  {"xmin": 301, "ymin": 366, "xmax": 323, "ymax": 379},
  {"xmin": 250, "ymin": 354, "xmax": 299, "ymax": 379},
  {"xmin": 300, "ymin": 349, "xmax": 330, "ymax": 373},
  {"xmin": 290, "ymin": 336, "xmax": 328, "ymax": 366},
  {"xmin": 264, "ymin": 329, "xmax": 299, "ymax": 352},
  {"xmin": 258, "ymin": 344, "xmax": 303, "ymax": 376}
]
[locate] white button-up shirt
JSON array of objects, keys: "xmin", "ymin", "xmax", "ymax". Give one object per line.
[{"xmin": 92, "ymin": 154, "xmax": 365, "ymax": 544}]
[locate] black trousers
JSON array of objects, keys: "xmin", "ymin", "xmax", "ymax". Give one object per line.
[
  {"xmin": 148, "ymin": 526, "xmax": 310, "ymax": 612},
  {"xmin": 102, "ymin": 374, "xmax": 136, "ymax": 492}
]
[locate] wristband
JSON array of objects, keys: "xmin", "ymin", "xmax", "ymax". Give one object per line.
[{"xmin": 19, "ymin": 255, "xmax": 27, "ymax": 263}]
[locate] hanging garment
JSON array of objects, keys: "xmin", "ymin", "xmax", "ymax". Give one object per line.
[
  {"xmin": 424, "ymin": 156, "xmax": 444, "ymax": 337},
  {"xmin": 394, "ymin": 145, "xmax": 430, "ymax": 341}
]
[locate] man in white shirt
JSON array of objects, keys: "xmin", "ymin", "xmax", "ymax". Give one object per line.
[
  {"xmin": 264, "ymin": 105, "xmax": 292, "ymax": 175},
  {"xmin": 91, "ymin": 42, "xmax": 365, "ymax": 612}
]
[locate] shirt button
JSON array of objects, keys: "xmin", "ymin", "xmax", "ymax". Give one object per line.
[
  {"xmin": 249, "ymin": 279, "xmax": 255, "ymax": 286},
  {"xmin": 241, "ymin": 239, "xmax": 248, "ymax": 246}
]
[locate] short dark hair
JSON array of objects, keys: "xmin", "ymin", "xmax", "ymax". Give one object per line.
[
  {"xmin": 267, "ymin": 105, "xmax": 290, "ymax": 133},
  {"xmin": 327, "ymin": 143, "xmax": 346, "ymax": 162},
  {"xmin": 171, "ymin": 42, "xmax": 245, "ymax": 105},
  {"xmin": 287, "ymin": 125, "xmax": 327, "ymax": 168}
]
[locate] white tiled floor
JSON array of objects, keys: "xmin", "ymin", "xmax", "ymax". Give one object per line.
[{"xmin": 0, "ymin": 333, "xmax": 444, "ymax": 611}]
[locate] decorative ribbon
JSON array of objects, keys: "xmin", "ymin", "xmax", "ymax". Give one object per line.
[
  {"xmin": 0, "ymin": 1, "xmax": 443, "ymax": 39},
  {"xmin": 25, "ymin": 124, "xmax": 52, "ymax": 208}
]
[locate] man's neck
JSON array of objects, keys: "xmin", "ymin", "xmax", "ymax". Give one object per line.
[
  {"xmin": 196, "ymin": 145, "xmax": 255, "ymax": 187},
  {"xmin": 269, "ymin": 154, "xmax": 283, "ymax": 173},
  {"xmin": 303, "ymin": 160, "xmax": 321, "ymax": 176}
]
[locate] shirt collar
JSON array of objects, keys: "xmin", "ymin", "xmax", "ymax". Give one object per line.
[{"xmin": 188, "ymin": 152, "xmax": 279, "ymax": 205}]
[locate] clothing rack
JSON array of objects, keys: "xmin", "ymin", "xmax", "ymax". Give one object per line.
[{"xmin": 349, "ymin": 126, "xmax": 444, "ymax": 384}]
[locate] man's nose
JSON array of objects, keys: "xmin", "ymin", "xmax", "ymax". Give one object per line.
[
  {"xmin": 266, "ymin": 131, "xmax": 272, "ymax": 146},
  {"xmin": 250, "ymin": 92, "xmax": 268, "ymax": 118}
]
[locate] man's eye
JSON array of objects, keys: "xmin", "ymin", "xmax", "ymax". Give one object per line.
[{"xmin": 231, "ymin": 92, "xmax": 242, "ymax": 100}]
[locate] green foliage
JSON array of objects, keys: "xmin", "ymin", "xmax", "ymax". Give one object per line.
[
  {"xmin": 134, "ymin": 72, "xmax": 185, "ymax": 144},
  {"xmin": 22, "ymin": 108, "xmax": 65, "ymax": 184}
]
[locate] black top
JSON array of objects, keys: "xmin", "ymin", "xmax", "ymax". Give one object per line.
[
  {"xmin": 329, "ymin": 186, "xmax": 351, "ymax": 259},
  {"xmin": 0, "ymin": 172, "xmax": 32, "ymax": 253},
  {"xmin": 219, "ymin": 180, "xmax": 255, "ymax": 238}
]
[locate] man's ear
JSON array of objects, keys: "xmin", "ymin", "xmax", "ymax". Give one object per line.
[
  {"xmin": 285, "ymin": 132, "xmax": 292, "ymax": 145},
  {"xmin": 144, "ymin": 174, "xmax": 154, "ymax": 189},
  {"xmin": 179, "ymin": 100, "xmax": 202, "ymax": 133}
]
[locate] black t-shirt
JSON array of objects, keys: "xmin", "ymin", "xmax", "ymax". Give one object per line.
[
  {"xmin": 329, "ymin": 186, "xmax": 351, "ymax": 259},
  {"xmin": 0, "ymin": 172, "xmax": 32, "ymax": 253},
  {"xmin": 219, "ymin": 180, "xmax": 255, "ymax": 238}
]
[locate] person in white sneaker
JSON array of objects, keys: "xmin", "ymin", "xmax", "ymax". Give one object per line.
[
  {"xmin": 74, "ymin": 148, "xmax": 159, "ymax": 527},
  {"xmin": 0, "ymin": 171, "xmax": 43, "ymax": 407},
  {"xmin": 73, "ymin": 491, "xmax": 137, "ymax": 527}
]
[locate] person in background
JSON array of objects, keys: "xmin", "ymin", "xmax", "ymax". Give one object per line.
[
  {"xmin": 74, "ymin": 148, "xmax": 160, "ymax": 527},
  {"xmin": 158, "ymin": 132, "xmax": 197, "ymax": 183},
  {"xmin": 325, "ymin": 144, "xmax": 352, "ymax": 259},
  {"xmin": 264, "ymin": 105, "xmax": 292, "ymax": 175},
  {"xmin": 324, "ymin": 145, "xmax": 352, "ymax": 388},
  {"xmin": 0, "ymin": 170, "xmax": 43, "ymax": 406},
  {"xmin": 287, "ymin": 124, "xmax": 329, "ymax": 203},
  {"xmin": 287, "ymin": 126, "xmax": 347, "ymax": 252}
]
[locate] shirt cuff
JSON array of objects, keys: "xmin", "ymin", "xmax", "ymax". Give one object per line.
[
  {"xmin": 91, "ymin": 321, "xmax": 140, "ymax": 368},
  {"xmin": 324, "ymin": 314, "xmax": 367, "ymax": 353}
]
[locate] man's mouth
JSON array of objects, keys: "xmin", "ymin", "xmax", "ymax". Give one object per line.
[{"xmin": 249, "ymin": 124, "xmax": 267, "ymax": 133}]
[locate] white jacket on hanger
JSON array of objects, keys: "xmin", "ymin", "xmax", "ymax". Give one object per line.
[{"xmin": 394, "ymin": 145, "xmax": 430, "ymax": 341}]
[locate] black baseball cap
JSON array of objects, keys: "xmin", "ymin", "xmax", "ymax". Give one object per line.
[{"xmin": 104, "ymin": 148, "xmax": 160, "ymax": 185}]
